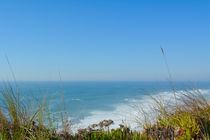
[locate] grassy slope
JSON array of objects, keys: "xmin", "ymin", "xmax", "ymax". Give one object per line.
[{"xmin": 0, "ymin": 86, "xmax": 210, "ymax": 140}]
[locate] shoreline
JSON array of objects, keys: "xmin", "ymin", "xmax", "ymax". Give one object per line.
[
  {"xmin": 69, "ymin": 89, "xmax": 210, "ymax": 133},
  {"xmin": 1, "ymin": 85, "xmax": 210, "ymax": 139}
]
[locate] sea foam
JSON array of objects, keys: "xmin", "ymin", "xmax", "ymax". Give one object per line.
[{"xmin": 71, "ymin": 89, "xmax": 210, "ymax": 133}]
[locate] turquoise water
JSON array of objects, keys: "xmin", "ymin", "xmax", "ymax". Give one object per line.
[{"xmin": 1, "ymin": 81, "xmax": 210, "ymax": 130}]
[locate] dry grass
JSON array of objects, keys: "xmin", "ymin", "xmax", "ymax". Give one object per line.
[
  {"xmin": 140, "ymin": 89, "xmax": 210, "ymax": 140},
  {"xmin": 1, "ymin": 83, "xmax": 210, "ymax": 140}
]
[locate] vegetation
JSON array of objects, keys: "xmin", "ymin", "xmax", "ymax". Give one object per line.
[
  {"xmin": 143, "ymin": 89, "xmax": 210, "ymax": 140},
  {"xmin": 0, "ymin": 84, "xmax": 210, "ymax": 140}
]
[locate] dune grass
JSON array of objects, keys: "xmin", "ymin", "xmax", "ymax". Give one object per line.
[
  {"xmin": 0, "ymin": 84, "xmax": 210, "ymax": 140},
  {"xmin": 142, "ymin": 89, "xmax": 210, "ymax": 140},
  {"xmin": 0, "ymin": 84, "xmax": 58, "ymax": 140}
]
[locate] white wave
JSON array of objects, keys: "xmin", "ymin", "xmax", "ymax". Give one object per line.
[
  {"xmin": 71, "ymin": 98, "xmax": 81, "ymax": 101},
  {"xmin": 124, "ymin": 98, "xmax": 140, "ymax": 103},
  {"xmin": 70, "ymin": 89, "xmax": 210, "ymax": 133}
]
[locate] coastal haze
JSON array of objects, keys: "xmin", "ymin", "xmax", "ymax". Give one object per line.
[
  {"xmin": 0, "ymin": 0, "xmax": 209, "ymax": 81},
  {"xmin": 0, "ymin": 0, "xmax": 210, "ymax": 137},
  {"xmin": 0, "ymin": 81, "xmax": 210, "ymax": 131}
]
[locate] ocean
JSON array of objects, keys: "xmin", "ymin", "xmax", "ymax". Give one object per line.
[{"xmin": 0, "ymin": 81, "xmax": 210, "ymax": 132}]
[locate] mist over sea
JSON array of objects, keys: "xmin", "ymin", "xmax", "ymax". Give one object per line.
[{"xmin": 0, "ymin": 81, "xmax": 210, "ymax": 131}]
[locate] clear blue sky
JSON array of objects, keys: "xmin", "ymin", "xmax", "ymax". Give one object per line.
[{"xmin": 0, "ymin": 0, "xmax": 209, "ymax": 81}]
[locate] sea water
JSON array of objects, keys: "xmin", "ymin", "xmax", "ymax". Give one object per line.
[{"xmin": 0, "ymin": 81, "xmax": 210, "ymax": 132}]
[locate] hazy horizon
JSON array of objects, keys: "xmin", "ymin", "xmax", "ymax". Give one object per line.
[{"xmin": 0, "ymin": 0, "xmax": 209, "ymax": 81}]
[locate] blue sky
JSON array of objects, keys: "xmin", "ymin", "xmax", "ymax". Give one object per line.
[{"xmin": 0, "ymin": 0, "xmax": 209, "ymax": 81}]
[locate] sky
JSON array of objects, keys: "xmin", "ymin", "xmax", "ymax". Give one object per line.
[{"xmin": 0, "ymin": 0, "xmax": 209, "ymax": 81}]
